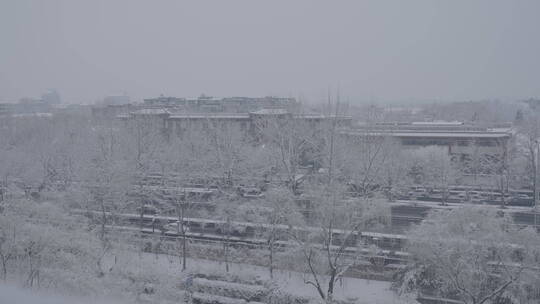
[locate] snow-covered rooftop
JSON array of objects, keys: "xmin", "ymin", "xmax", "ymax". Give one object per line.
[
  {"xmin": 250, "ymin": 108, "xmax": 289, "ymax": 115},
  {"xmin": 411, "ymin": 121, "xmax": 464, "ymax": 125},
  {"xmin": 169, "ymin": 113, "xmax": 250, "ymax": 119},
  {"xmin": 131, "ymin": 108, "xmax": 170, "ymax": 115},
  {"xmin": 390, "ymin": 132, "xmax": 510, "ymax": 138},
  {"xmin": 342, "ymin": 130, "xmax": 511, "ymax": 138}
]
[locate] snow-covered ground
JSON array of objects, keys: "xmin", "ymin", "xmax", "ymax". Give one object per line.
[
  {"xmin": 126, "ymin": 251, "xmax": 406, "ymax": 304},
  {"xmin": 0, "ymin": 284, "xmax": 124, "ymax": 304},
  {"xmin": 1, "ymin": 249, "xmax": 408, "ymax": 304}
]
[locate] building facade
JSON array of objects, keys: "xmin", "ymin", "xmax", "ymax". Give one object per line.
[{"xmin": 341, "ymin": 121, "xmax": 512, "ymax": 164}]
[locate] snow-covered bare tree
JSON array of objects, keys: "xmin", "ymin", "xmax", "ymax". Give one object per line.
[
  {"xmin": 253, "ymin": 111, "xmax": 319, "ymax": 194},
  {"xmin": 258, "ymin": 187, "xmax": 300, "ymax": 278},
  {"xmin": 83, "ymin": 121, "xmax": 132, "ymax": 240},
  {"xmin": 0, "ymin": 215, "xmax": 17, "ymax": 281},
  {"xmin": 516, "ymin": 113, "xmax": 540, "ymax": 208},
  {"xmin": 287, "ymin": 99, "xmax": 391, "ymax": 303},
  {"xmin": 378, "ymin": 139, "xmax": 413, "ymax": 201},
  {"xmin": 413, "ymin": 146, "xmax": 459, "ymax": 205},
  {"xmin": 395, "ymin": 206, "xmax": 540, "ymax": 304},
  {"xmin": 340, "ymin": 111, "xmax": 395, "ymax": 198},
  {"xmin": 122, "ymin": 114, "xmax": 166, "ymax": 232}
]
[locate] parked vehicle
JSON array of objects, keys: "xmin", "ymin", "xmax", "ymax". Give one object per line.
[
  {"xmin": 136, "ymin": 204, "xmax": 159, "ymax": 215},
  {"xmin": 164, "ymin": 221, "xmax": 190, "ymax": 233},
  {"xmin": 236, "ymin": 186, "xmax": 264, "ymax": 198}
]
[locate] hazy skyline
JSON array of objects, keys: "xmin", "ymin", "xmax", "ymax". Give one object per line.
[{"xmin": 1, "ymin": 0, "xmax": 539, "ymax": 104}]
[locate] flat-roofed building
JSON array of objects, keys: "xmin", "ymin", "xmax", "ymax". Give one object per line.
[
  {"xmin": 120, "ymin": 108, "xmax": 352, "ymax": 142},
  {"xmin": 142, "ymin": 95, "xmax": 299, "ymax": 113},
  {"xmin": 167, "ymin": 112, "xmax": 252, "ymax": 138},
  {"xmin": 341, "ymin": 121, "xmax": 512, "ymax": 160}
]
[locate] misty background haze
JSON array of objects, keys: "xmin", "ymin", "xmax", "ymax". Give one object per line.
[
  {"xmin": 1, "ymin": 0, "xmax": 540, "ymax": 104},
  {"xmin": 2, "ymin": 2, "xmax": 540, "ymax": 303}
]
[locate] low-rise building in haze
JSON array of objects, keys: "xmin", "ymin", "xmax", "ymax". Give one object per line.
[{"xmin": 341, "ymin": 121, "xmax": 512, "ymax": 162}]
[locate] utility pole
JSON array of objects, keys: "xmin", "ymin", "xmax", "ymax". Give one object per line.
[
  {"xmin": 535, "ymin": 140, "xmax": 539, "ymax": 230},
  {"xmin": 176, "ymin": 190, "xmax": 188, "ymax": 271},
  {"xmin": 534, "ymin": 140, "xmax": 540, "ymax": 211}
]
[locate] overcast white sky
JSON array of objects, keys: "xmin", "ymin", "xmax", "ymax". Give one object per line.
[{"xmin": 1, "ymin": 0, "xmax": 539, "ymax": 104}]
